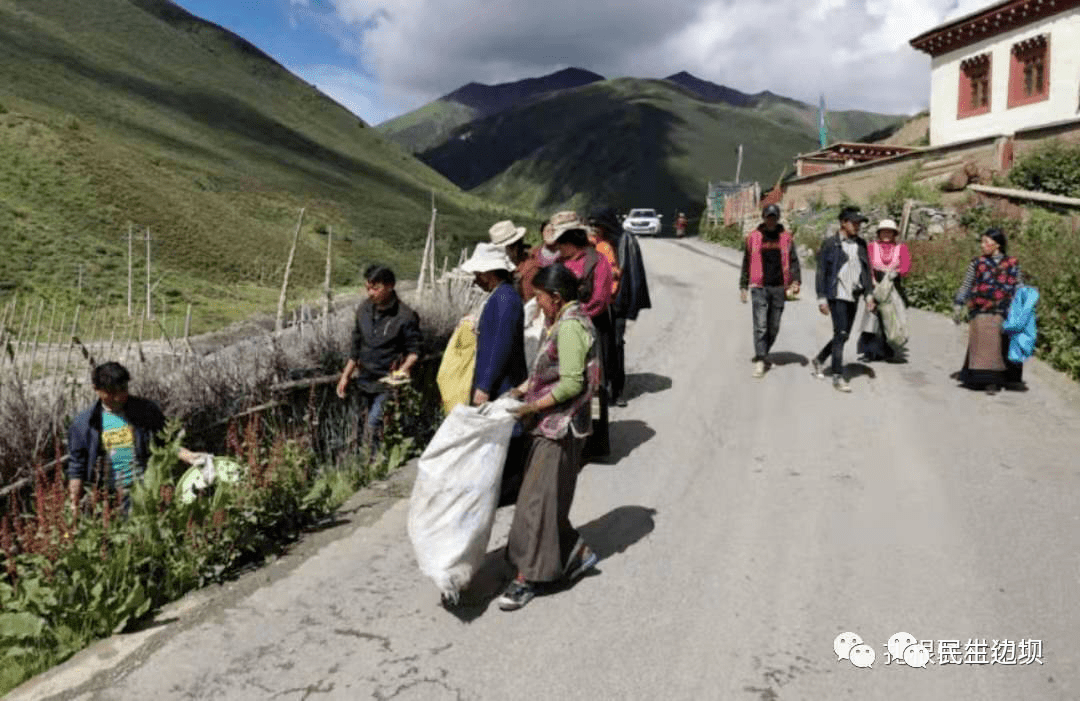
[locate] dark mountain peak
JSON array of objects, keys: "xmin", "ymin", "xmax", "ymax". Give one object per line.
[
  {"xmin": 442, "ymin": 67, "xmax": 605, "ymax": 116},
  {"xmin": 751, "ymin": 89, "xmax": 811, "ymax": 110},
  {"xmin": 664, "ymin": 71, "xmax": 755, "ymax": 107}
]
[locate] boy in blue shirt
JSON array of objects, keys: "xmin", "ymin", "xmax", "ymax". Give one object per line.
[{"xmin": 67, "ymin": 362, "xmax": 204, "ymax": 511}]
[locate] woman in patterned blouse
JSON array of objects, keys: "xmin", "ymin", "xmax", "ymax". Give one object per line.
[{"xmin": 952, "ymin": 228, "xmax": 1024, "ymax": 393}]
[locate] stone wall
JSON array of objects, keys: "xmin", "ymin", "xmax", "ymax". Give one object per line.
[
  {"xmin": 781, "ymin": 118, "xmax": 1080, "ymax": 211},
  {"xmin": 782, "ymin": 136, "xmax": 1004, "ymax": 210}
]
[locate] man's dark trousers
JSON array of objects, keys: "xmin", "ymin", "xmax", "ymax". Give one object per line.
[
  {"xmin": 815, "ymin": 299, "xmax": 858, "ymax": 375},
  {"xmin": 751, "ymin": 287, "xmax": 786, "ymax": 361},
  {"xmin": 611, "ymin": 316, "xmax": 627, "ymax": 402}
]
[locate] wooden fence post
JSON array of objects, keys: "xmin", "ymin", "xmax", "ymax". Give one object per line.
[
  {"xmin": 63, "ymin": 304, "xmax": 81, "ymax": 381},
  {"xmin": 323, "ymin": 225, "xmax": 332, "ymax": 336},
  {"xmin": 145, "ymin": 227, "xmax": 152, "ymax": 320},
  {"xmin": 184, "ymin": 304, "xmax": 194, "ymax": 357},
  {"xmin": 27, "ymin": 299, "xmax": 45, "ymax": 383},
  {"xmin": 275, "ymin": 208, "xmax": 306, "ymax": 332},
  {"xmin": 127, "ymin": 223, "xmax": 134, "ymax": 317}
]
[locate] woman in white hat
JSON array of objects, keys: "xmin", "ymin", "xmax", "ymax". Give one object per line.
[
  {"xmin": 857, "ymin": 218, "xmax": 911, "ymax": 362},
  {"xmin": 460, "ymin": 242, "xmax": 528, "ymax": 406}
]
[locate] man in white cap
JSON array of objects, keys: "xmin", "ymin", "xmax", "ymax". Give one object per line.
[{"xmin": 461, "ymin": 242, "xmax": 528, "ymax": 406}]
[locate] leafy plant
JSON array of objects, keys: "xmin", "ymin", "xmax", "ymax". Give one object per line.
[
  {"xmin": 1008, "ymin": 141, "xmax": 1080, "ymax": 198},
  {"xmin": 700, "ymin": 222, "xmax": 744, "ymax": 247},
  {"xmin": 869, "ymin": 166, "xmax": 942, "ymax": 219},
  {"xmin": 0, "ymin": 417, "xmax": 341, "ymax": 696}
]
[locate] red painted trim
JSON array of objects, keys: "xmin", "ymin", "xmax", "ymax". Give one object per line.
[
  {"xmin": 1007, "ymin": 36, "xmax": 1050, "ymax": 108},
  {"xmin": 958, "ymin": 54, "xmax": 992, "ymax": 119},
  {"xmin": 910, "ymin": 0, "xmax": 1080, "ymax": 57}
]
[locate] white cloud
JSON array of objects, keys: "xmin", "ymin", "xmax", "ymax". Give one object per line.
[
  {"xmin": 291, "ymin": 64, "xmax": 410, "ymax": 124},
  {"xmin": 311, "ymin": 0, "xmax": 999, "ymax": 118}
]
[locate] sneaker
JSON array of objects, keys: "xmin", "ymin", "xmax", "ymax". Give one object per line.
[
  {"xmin": 564, "ymin": 541, "xmax": 599, "ymax": 582},
  {"xmin": 811, "ymin": 358, "xmax": 826, "ymax": 380},
  {"xmin": 752, "ymin": 360, "xmax": 766, "ymax": 378},
  {"xmin": 833, "ymin": 376, "xmax": 852, "ymax": 393},
  {"xmin": 497, "ymin": 575, "xmax": 536, "ymax": 611}
]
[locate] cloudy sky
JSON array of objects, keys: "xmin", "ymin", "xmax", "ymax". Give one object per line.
[{"xmin": 174, "ymin": 0, "xmax": 994, "ymax": 125}]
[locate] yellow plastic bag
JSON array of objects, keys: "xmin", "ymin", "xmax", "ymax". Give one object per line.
[{"xmin": 436, "ymin": 315, "xmax": 477, "ymax": 414}]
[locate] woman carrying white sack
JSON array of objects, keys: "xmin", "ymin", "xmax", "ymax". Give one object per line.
[{"xmin": 498, "ymin": 263, "xmax": 602, "ymax": 611}]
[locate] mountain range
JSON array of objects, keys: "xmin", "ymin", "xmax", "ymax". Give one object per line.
[
  {"xmin": 0, "ymin": 0, "xmax": 510, "ymax": 327},
  {"xmin": 378, "ymin": 69, "xmax": 908, "ymax": 216}
]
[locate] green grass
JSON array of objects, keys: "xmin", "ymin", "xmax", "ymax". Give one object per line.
[
  {"xmin": 376, "ymin": 99, "xmax": 479, "ymax": 153},
  {"xmin": 0, "ymin": 0, "xmax": 531, "ymax": 330}
]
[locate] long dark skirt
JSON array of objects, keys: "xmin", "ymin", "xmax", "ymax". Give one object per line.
[
  {"xmin": 958, "ymin": 313, "xmax": 1023, "ymax": 388},
  {"xmin": 857, "ymin": 272, "xmax": 905, "ymax": 361},
  {"xmin": 506, "ymin": 435, "xmax": 584, "ymax": 582},
  {"xmin": 856, "ymin": 311, "xmax": 896, "ymax": 361}
]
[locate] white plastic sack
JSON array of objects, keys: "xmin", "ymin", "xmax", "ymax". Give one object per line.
[
  {"xmin": 523, "ymin": 298, "xmax": 544, "ymax": 370},
  {"xmin": 407, "ymin": 396, "xmax": 521, "ymax": 602}
]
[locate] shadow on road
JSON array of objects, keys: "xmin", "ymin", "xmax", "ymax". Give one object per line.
[
  {"xmin": 621, "ymin": 372, "xmax": 673, "ymax": 401},
  {"xmin": 577, "ymin": 505, "xmax": 657, "ymax": 562},
  {"xmin": 845, "ymin": 362, "xmax": 877, "ymax": 380},
  {"xmin": 444, "ymin": 506, "xmax": 658, "ymax": 622},
  {"xmin": 588, "ymin": 420, "xmax": 655, "ymax": 466},
  {"xmin": 444, "ymin": 549, "xmax": 515, "ymax": 623},
  {"xmin": 766, "ymin": 351, "xmax": 808, "ymax": 367}
]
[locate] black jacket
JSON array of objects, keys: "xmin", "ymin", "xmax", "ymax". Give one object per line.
[
  {"xmin": 613, "ymin": 231, "xmax": 651, "ymax": 320},
  {"xmin": 351, "ymin": 295, "xmax": 422, "ymax": 392},
  {"xmin": 66, "ymin": 397, "xmax": 166, "ymax": 488},
  {"xmin": 815, "ymin": 234, "xmax": 873, "ymax": 302}
]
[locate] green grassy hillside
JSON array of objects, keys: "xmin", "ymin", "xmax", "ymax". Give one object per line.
[
  {"xmin": 419, "ymin": 78, "xmax": 906, "ymax": 217},
  {"xmin": 0, "ymin": 0, "xmax": 518, "ymax": 331},
  {"xmin": 375, "ymin": 99, "xmax": 480, "ymax": 155}
]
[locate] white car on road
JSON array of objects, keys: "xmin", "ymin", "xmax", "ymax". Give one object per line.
[{"xmin": 622, "ymin": 208, "xmax": 663, "ymax": 236}]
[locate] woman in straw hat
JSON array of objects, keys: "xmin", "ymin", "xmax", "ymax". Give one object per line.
[
  {"xmin": 499, "ymin": 263, "xmax": 601, "ymax": 611},
  {"xmin": 857, "ymin": 218, "xmax": 911, "ymax": 362},
  {"xmin": 461, "ymin": 242, "xmax": 528, "ymax": 407},
  {"xmin": 544, "ymin": 211, "xmax": 614, "ymax": 457}
]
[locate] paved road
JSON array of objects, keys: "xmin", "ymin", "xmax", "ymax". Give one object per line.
[{"xmin": 17, "ymin": 237, "xmax": 1080, "ymax": 700}]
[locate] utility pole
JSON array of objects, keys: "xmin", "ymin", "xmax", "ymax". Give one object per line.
[{"xmin": 735, "ymin": 144, "xmax": 744, "ymax": 185}]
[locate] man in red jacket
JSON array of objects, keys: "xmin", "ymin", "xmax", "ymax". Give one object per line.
[{"xmin": 739, "ymin": 204, "xmax": 801, "ymax": 378}]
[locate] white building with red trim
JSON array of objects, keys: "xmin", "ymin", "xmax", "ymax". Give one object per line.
[{"xmin": 911, "ymin": 0, "xmax": 1080, "ymax": 146}]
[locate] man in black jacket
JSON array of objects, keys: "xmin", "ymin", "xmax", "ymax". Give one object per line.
[
  {"xmin": 812, "ymin": 207, "xmax": 876, "ymax": 393},
  {"xmin": 588, "ymin": 207, "xmax": 651, "ymax": 407},
  {"xmin": 336, "ymin": 265, "xmax": 422, "ymax": 453}
]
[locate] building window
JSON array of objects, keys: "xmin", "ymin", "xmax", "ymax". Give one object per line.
[
  {"xmin": 958, "ymin": 53, "xmax": 992, "ymax": 119},
  {"xmin": 1008, "ymin": 35, "xmax": 1050, "ymax": 108}
]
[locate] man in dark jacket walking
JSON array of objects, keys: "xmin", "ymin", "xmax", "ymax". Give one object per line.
[
  {"xmin": 336, "ymin": 265, "xmax": 423, "ymax": 453},
  {"xmin": 740, "ymin": 203, "xmax": 801, "ymax": 378},
  {"xmin": 588, "ymin": 207, "xmax": 650, "ymax": 406},
  {"xmin": 812, "ymin": 207, "xmax": 876, "ymax": 392}
]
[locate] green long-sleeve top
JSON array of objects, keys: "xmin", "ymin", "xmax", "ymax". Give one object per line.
[{"xmin": 548, "ymin": 317, "xmax": 590, "ymax": 404}]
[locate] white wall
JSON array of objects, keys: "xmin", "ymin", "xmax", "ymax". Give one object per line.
[{"xmin": 929, "ymin": 8, "xmax": 1080, "ymax": 145}]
